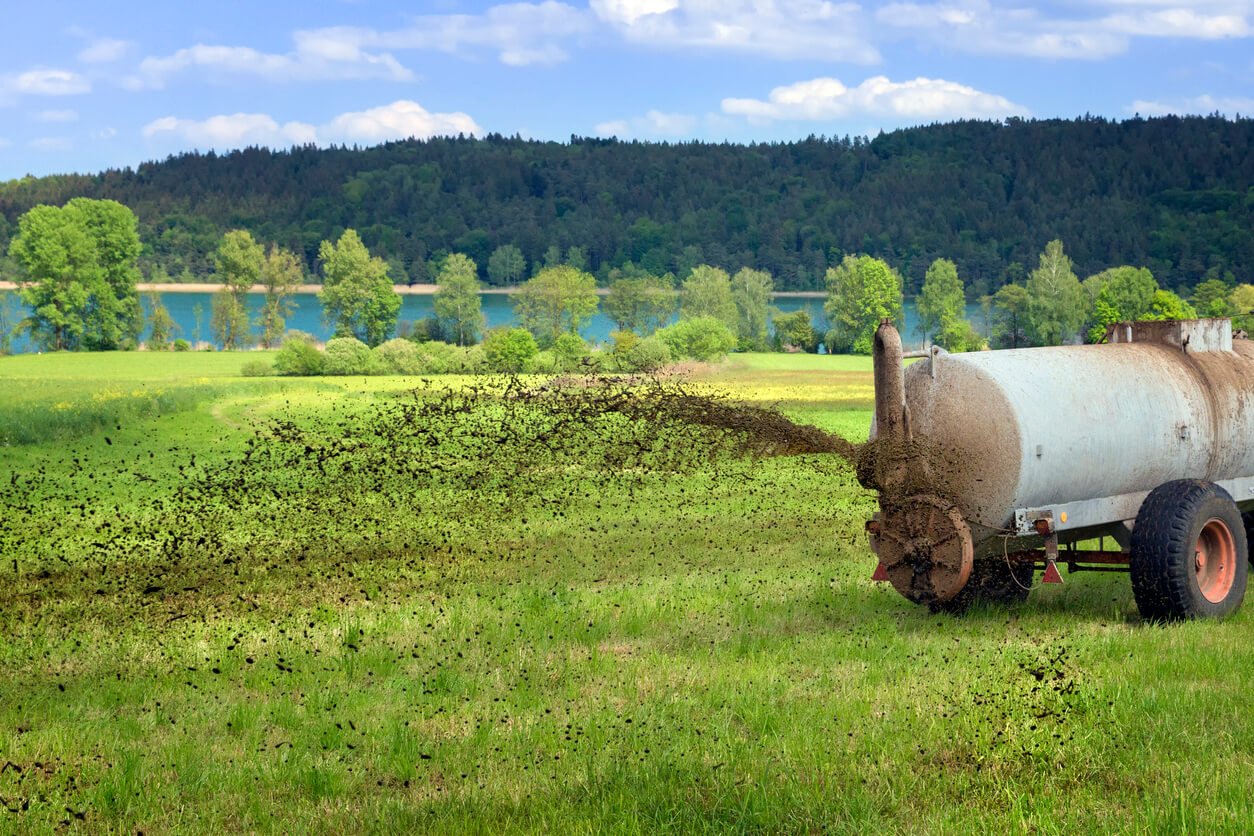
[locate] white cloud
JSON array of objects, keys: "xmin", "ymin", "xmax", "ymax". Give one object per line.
[
  {"xmin": 591, "ymin": 0, "xmax": 880, "ymax": 63},
  {"xmin": 34, "ymin": 109, "xmax": 79, "ymax": 123},
  {"xmin": 1101, "ymin": 8, "xmax": 1250, "ymax": 38},
  {"xmin": 594, "ymin": 119, "xmax": 631, "ymax": 136},
  {"xmin": 876, "ymin": 1, "xmax": 1254, "ymax": 59},
  {"xmin": 142, "ymin": 100, "xmax": 481, "ymax": 151},
  {"xmin": 142, "ymin": 113, "xmax": 319, "ymax": 147},
  {"xmin": 93, "ymin": 127, "xmax": 118, "ymax": 141},
  {"xmin": 0, "ymin": 137, "xmax": 11, "ymax": 150},
  {"xmin": 722, "ymin": 75, "xmax": 1028, "ymax": 122},
  {"xmin": 593, "ymin": 0, "xmax": 680, "ymax": 26},
  {"xmin": 1129, "ymin": 93, "xmax": 1254, "ymax": 115},
  {"xmin": 322, "ymin": 100, "xmax": 481, "ymax": 143},
  {"xmin": 78, "ymin": 37, "xmax": 133, "ymax": 64},
  {"xmin": 300, "ymin": 3, "xmax": 591, "ymax": 68},
  {"xmin": 4, "ymin": 69, "xmax": 91, "ymax": 96},
  {"xmin": 594, "ymin": 109, "xmax": 699, "ymax": 137},
  {"xmin": 130, "ymin": 39, "xmax": 412, "ymax": 89}
]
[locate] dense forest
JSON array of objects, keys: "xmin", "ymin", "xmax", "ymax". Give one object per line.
[{"xmin": 1, "ymin": 115, "xmax": 1251, "ymax": 294}]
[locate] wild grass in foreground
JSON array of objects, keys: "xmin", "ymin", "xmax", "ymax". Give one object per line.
[{"xmin": 1, "ymin": 353, "xmax": 1252, "ymax": 833}]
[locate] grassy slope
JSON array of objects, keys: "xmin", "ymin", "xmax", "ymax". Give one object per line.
[{"xmin": 0, "ymin": 352, "xmax": 1251, "ymax": 834}]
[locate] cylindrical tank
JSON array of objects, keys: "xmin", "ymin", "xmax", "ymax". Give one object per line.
[{"xmin": 865, "ymin": 318, "xmax": 1254, "ymax": 559}]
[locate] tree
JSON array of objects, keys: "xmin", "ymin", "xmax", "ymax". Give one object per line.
[
  {"xmin": 991, "ymin": 283, "xmax": 1030, "ymax": 349},
  {"xmin": 1024, "ymin": 239, "xmax": 1084, "ymax": 346},
  {"xmin": 1085, "ymin": 266, "xmax": 1158, "ymax": 342},
  {"xmin": 211, "ymin": 230, "xmax": 263, "ymax": 349},
  {"xmin": 513, "ymin": 265, "xmax": 598, "ymax": 347},
  {"xmin": 433, "ymin": 253, "xmax": 485, "ymax": 346},
  {"xmin": 487, "ymin": 244, "xmax": 526, "ymax": 286},
  {"xmin": 0, "ymin": 291, "xmax": 18, "ymax": 355},
  {"xmin": 258, "ymin": 244, "xmax": 304, "ymax": 349},
  {"xmin": 482, "ymin": 327, "xmax": 538, "ymax": 372},
  {"xmin": 318, "ymin": 229, "xmax": 401, "ymax": 347},
  {"xmin": 1231, "ymin": 284, "xmax": 1254, "ymax": 331},
  {"xmin": 1191, "ymin": 279, "xmax": 1236, "ymax": 318},
  {"xmin": 680, "ymin": 265, "xmax": 737, "ymax": 331},
  {"xmin": 656, "ymin": 316, "xmax": 737, "ymax": 362},
  {"xmin": 565, "ymin": 246, "xmax": 588, "ymax": 272},
  {"xmin": 603, "ymin": 270, "xmax": 677, "ymax": 335},
  {"xmin": 1145, "ymin": 289, "xmax": 1197, "ymax": 321},
  {"xmin": 730, "ymin": 267, "xmax": 773, "ymax": 351},
  {"xmin": 9, "ymin": 198, "xmax": 142, "ymax": 351},
  {"xmin": 146, "ymin": 292, "xmax": 176, "ymax": 350},
  {"xmin": 772, "ymin": 309, "xmax": 817, "ymax": 352},
  {"xmin": 823, "ymin": 255, "xmax": 902, "ymax": 354},
  {"xmin": 916, "ymin": 258, "xmax": 965, "ymax": 344}
]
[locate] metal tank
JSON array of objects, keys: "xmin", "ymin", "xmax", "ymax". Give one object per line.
[{"xmin": 861, "ymin": 318, "xmax": 1254, "ymax": 620}]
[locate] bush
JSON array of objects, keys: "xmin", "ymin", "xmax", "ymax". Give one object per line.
[
  {"xmin": 656, "ymin": 316, "xmax": 737, "ymax": 362},
  {"xmin": 454, "ymin": 345, "xmax": 487, "ymax": 374},
  {"xmin": 482, "ymin": 327, "xmax": 539, "ymax": 372},
  {"xmin": 402, "ymin": 316, "xmax": 444, "ymax": 344},
  {"xmin": 414, "ymin": 341, "xmax": 460, "ymax": 374},
  {"xmin": 172, "ymin": 339, "xmax": 191, "ymax": 352},
  {"xmin": 373, "ymin": 338, "xmax": 424, "ymax": 374},
  {"xmin": 274, "ymin": 334, "xmax": 325, "ymax": 376},
  {"xmin": 323, "ymin": 337, "xmax": 378, "ymax": 375},
  {"xmin": 551, "ymin": 332, "xmax": 590, "ymax": 371},
  {"xmin": 617, "ymin": 335, "xmax": 672, "ymax": 372},
  {"xmin": 240, "ymin": 358, "xmax": 273, "ymax": 377}
]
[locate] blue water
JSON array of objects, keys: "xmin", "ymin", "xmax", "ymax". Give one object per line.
[{"xmin": 1, "ymin": 290, "xmax": 968, "ymax": 354}]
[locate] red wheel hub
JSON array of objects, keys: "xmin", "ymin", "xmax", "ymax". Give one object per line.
[{"xmin": 1195, "ymin": 518, "xmax": 1237, "ymax": 604}]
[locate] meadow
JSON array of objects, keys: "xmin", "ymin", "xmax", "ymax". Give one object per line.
[{"xmin": 1, "ymin": 351, "xmax": 1252, "ymax": 834}]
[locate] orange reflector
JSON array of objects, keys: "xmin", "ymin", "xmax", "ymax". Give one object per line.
[
  {"xmin": 1042, "ymin": 561, "xmax": 1064, "ymax": 584},
  {"xmin": 871, "ymin": 562, "xmax": 889, "ymax": 582}
]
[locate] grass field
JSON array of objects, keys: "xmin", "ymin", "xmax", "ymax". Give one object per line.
[{"xmin": 2, "ymin": 351, "xmax": 1252, "ymax": 833}]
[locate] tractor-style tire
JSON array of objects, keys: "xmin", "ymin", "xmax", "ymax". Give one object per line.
[
  {"xmin": 931, "ymin": 557, "xmax": 1033, "ymax": 614},
  {"xmin": 1131, "ymin": 480, "xmax": 1248, "ymax": 621}
]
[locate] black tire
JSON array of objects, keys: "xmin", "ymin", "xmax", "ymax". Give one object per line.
[
  {"xmin": 1131, "ymin": 480, "xmax": 1248, "ymax": 621},
  {"xmin": 930, "ymin": 557, "xmax": 1033, "ymax": 614},
  {"xmin": 1243, "ymin": 512, "xmax": 1254, "ymax": 566}
]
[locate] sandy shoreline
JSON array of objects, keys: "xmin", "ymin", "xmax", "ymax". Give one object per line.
[{"xmin": 0, "ymin": 280, "xmax": 827, "ymax": 299}]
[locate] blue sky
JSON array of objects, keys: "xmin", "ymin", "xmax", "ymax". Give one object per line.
[{"xmin": 2, "ymin": 0, "xmax": 1252, "ymax": 179}]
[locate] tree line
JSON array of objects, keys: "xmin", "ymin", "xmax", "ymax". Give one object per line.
[
  {"xmin": 6, "ymin": 197, "xmax": 1249, "ymax": 363},
  {"xmin": 0, "ymin": 116, "xmax": 1250, "ymax": 297}
]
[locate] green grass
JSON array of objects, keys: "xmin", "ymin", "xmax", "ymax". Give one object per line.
[{"xmin": 1, "ymin": 352, "xmax": 1252, "ymax": 833}]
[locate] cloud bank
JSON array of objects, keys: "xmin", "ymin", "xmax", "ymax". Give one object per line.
[{"xmin": 141, "ymin": 100, "xmax": 481, "ymax": 150}]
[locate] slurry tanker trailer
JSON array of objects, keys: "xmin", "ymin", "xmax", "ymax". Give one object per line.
[{"xmin": 861, "ymin": 317, "xmax": 1252, "ymax": 620}]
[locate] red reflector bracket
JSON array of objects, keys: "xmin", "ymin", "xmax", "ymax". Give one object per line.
[
  {"xmin": 871, "ymin": 562, "xmax": 889, "ymax": 582},
  {"xmin": 1042, "ymin": 561, "xmax": 1064, "ymax": 584}
]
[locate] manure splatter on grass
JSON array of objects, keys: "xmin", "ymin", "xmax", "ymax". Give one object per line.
[{"xmin": 1, "ymin": 373, "xmax": 860, "ymax": 625}]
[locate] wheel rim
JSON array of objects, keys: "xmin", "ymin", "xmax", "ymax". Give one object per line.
[{"xmin": 1195, "ymin": 518, "xmax": 1237, "ymax": 604}]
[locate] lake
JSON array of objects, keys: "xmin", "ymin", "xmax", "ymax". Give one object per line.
[{"xmin": 1, "ymin": 290, "xmax": 970, "ymax": 354}]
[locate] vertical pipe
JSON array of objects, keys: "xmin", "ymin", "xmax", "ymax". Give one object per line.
[
  {"xmin": 871, "ymin": 319, "xmax": 908, "ymax": 493},
  {"xmin": 873, "ymin": 319, "xmax": 905, "ymax": 444}
]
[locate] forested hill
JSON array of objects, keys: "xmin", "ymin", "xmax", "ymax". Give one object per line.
[{"xmin": 1, "ymin": 115, "xmax": 1251, "ymax": 294}]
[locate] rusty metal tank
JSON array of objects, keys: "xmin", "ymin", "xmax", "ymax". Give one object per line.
[{"xmin": 861, "ymin": 318, "xmax": 1254, "ymax": 606}]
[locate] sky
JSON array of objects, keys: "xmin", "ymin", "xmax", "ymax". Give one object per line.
[{"xmin": 1, "ymin": 0, "xmax": 1252, "ymax": 180}]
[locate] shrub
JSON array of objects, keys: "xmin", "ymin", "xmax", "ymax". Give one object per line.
[
  {"xmin": 323, "ymin": 337, "xmax": 377, "ymax": 375},
  {"xmin": 274, "ymin": 334, "xmax": 325, "ymax": 376},
  {"xmin": 172, "ymin": 339, "xmax": 191, "ymax": 352},
  {"xmin": 656, "ymin": 316, "xmax": 737, "ymax": 362},
  {"xmin": 551, "ymin": 332, "xmax": 590, "ymax": 372},
  {"xmin": 454, "ymin": 345, "xmax": 487, "ymax": 374},
  {"xmin": 617, "ymin": 335, "xmax": 672, "ymax": 372},
  {"xmin": 373, "ymin": 338, "xmax": 423, "ymax": 374},
  {"xmin": 240, "ymin": 358, "xmax": 274, "ymax": 377},
  {"xmin": 482, "ymin": 327, "xmax": 538, "ymax": 372},
  {"xmin": 413, "ymin": 341, "xmax": 460, "ymax": 374}
]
